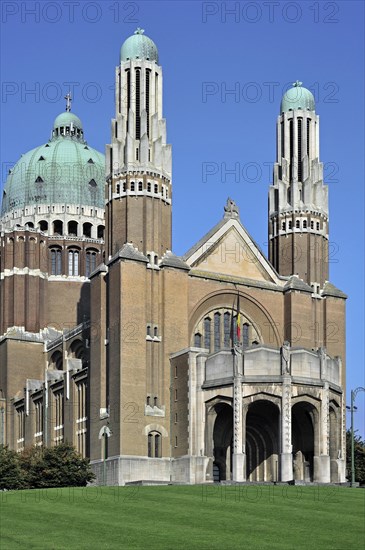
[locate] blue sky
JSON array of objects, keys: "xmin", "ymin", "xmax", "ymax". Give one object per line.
[{"xmin": 1, "ymin": 1, "xmax": 364, "ymax": 436}]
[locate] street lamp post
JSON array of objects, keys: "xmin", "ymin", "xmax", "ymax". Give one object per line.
[{"xmin": 346, "ymin": 387, "xmax": 365, "ymax": 487}]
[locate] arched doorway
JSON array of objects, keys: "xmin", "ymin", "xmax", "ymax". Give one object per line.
[
  {"xmin": 292, "ymin": 401, "xmax": 317, "ymax": 482},
  {"xmin": 246, "ymin": 400, "xmax": 279, "ymax": 482},
  {"xmin": 213, "ymin": 403, "xmax": 233, "ymax": 481}
]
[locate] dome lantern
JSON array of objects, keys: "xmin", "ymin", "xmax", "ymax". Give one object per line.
[
  {"xmin": 120, "ymin": 28, "xmax": 159, "ymax": 63},
  {"xmin": 280, "ymin": 81, "xmax": 315, "ymax": 113}
]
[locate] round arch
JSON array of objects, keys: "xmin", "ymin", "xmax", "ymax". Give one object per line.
[
  {"xmin": 246, "ymin": 399, "xmax": 280, "ymax": 482},
  {"xmin": 188, "ymin": 290, "xmax": 281, "ymax": 348},
  {"xmin": 292, "ymin": 400, "xmax": 319, "ymax": 482},
  {"xmin": 49, "ymin": 350, "xmax": 63, "ymax": 370}
]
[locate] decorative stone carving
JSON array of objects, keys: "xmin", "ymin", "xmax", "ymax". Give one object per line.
[
  {"xmin": 282, "ymin": 382, "xmax": 292, "ymax": 453},
  {"xmin": 233, "ymin": 342, "xmax": 243, "ymax": 376},
  {"xmin": 281, "ymin": 341, "xmax": 291, "ymax": 374},
  {"xmin": 321, "ymin": 383, "xmax": 330, "ymax": 455},
  {"xmin": 318, "ymin": 347, "xmax": 327, "ymax": 379},
  {"xmin": 233, "ymin": 376, "xmax": 243, "ymax": 453},
  {"xmin": 224, "ymin": 197, "xmax": 240, "ymax": 218}
]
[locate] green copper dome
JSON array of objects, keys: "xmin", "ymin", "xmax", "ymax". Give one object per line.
[
  {"xmin": 120, "ymin": 28, "xmax": 159, "ymax": 63},
  {"xmin": 1, "ymin": 111, "xmax": 105, "ymax": 216},
  {"xmin": 280, "ymin": 81, "xmax": 315, "ymax": 113},
  {"xmin": 53, "ymin": 111, "xmax": 83, "ymax": 131}
]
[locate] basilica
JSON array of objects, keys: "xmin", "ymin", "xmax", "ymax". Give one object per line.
[{"xmin": 0, "ymin": 29, "xmax": 347, "ymax": 485}]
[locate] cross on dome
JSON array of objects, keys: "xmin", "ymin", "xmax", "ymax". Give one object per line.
[
  {"xmin": 65, "ymin": 92, "xmax": 72, "ymax": 112},
  {"xmin": 134, "ymin": 28, "xmax": 145, "ymax": 35},
  {"xmin": 293, "ymin": 80, "xmax": 303, "ymax": 88}
]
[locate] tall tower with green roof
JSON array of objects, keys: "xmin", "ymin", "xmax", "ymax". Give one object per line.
[
  {"xmin": 105, "ymin": 28, "xmax": 172, "ymax": 259},
  {"xmin": 268, "ymin": 81, "xmax": 329, "ymax": 289}
]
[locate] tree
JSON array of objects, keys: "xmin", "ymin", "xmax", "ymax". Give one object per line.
[
  {"xmin": 346, "ymin": 429, "xmax": 365, "ymax": 484},
  {"xmin": 0, "ymin": 445, "xmax": 25, "ymax": 490}
]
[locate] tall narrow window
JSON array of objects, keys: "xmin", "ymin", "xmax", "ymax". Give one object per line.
[
  {"xmin": 224, "ymin": 312, "xmax": 231, "ymax": 348},
  {"xmin": 135, "ymin": 69, "xmax": 141, "ymax": 140},
  {"xmin": 155, "ymin": 72, "xmax": 159, "ymax": 112},
  {"xmin": 281, "ymin": 121, "xmax": 285, "ymax": 158},
  {"xmin": 242, "ymin": 323, "xmax": 249, "ymax": 348},
  {"xmin": 34, "ymin": 398, "xmax": 43, "ymax": 446},
  {"xmin": 126, "ymin": 69, "xmax": 130, "ymax": 111},
  {"xmin": 147, "ymin": 432, "xmax": 162, "ymax": 458},
  {"xmin": 298, "ymin": 118, "xmax": 302, "ymax": 181},
  {"xmin": 155, "ymin": 433, "xmax": 160, "ymax": 458},
  {"xmin": 146, "ymin": 69, "xmax": 150, "ymax": 137},
  {"xmin": 16, "ymin": 406, "xmax": 25, "ymax": 452},
  {"xmin": 214, "ymin": 312, "xmax": 221, "ymax": 352},
  {"xmin": 194, "ymin": 333, "xmax": 202, "ymax": 347},
  {"xmin": 131, "ymin": 181, "xmax": 135, "ymax": 192},
  {"xmin": 86, "ymin": 250, "xmax": 97, "ymax": 277},
  {"xmin": 289, "ymin": 119, "xmax": 293, "ymax": 182},
  {"xmin": 307, "ymin": 119, "xmax": 310, "ymax": 156},
  {"xmin": 68, "ymin": 250, "xmax": 79, "ymax": 276},
  {"xmin": 76, "ymin": 380, "xmax": 87, "ymax": 457},
  {"xmin": 50, "ymin": 248, "xmax": 62, "ymax": 275},
  {"xmin": 204, "ymin": 317, "xmax": 211, "ymax": 350},
  {"xmin": 53, "ymin": 390, "xmax": 64, "ymax": 445}
]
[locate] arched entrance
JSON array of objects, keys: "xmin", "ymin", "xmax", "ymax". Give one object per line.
[
  {"xmin": 212, "ymin": 403, "xmax": 233, "ymax": 481},
  {"xmin": 292, "ymin": 401, "xmax": 317, "ymax": 481},
  {"xmin": 246, "ymin": 400, "xmax": 279, "ymax": 481}
]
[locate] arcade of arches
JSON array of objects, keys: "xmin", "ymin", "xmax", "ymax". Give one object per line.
[{"xmin": 207, "ymin": 397, "xmax": 342, "ymax": 483}]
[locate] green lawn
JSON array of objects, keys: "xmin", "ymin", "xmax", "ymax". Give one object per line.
[{"xmin": 0, "ymin": 485, "xmax": 364, "ymax": 549}]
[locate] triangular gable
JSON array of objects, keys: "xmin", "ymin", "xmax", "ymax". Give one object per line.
[{"xmin": 184, "ymin": 216, "xmax": 280, "ymax": 284}]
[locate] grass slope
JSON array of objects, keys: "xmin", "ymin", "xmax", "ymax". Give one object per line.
[{"xmin": 0, "ymin": 485, "xmax": 364, "ymax": 549}]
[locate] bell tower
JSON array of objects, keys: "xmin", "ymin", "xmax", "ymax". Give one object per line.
[
  {"xmin": 105, "ymin": 28, "xmax": 172, "ymax": 260},
  {"xmin": 268, "ymin": 81, "xmax": 329, "ymax": 289}
]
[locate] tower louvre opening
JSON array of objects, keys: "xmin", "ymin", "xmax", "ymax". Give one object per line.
[{"xmin": 135, "ymin": 69, "xmax": 141, "ymax": 140}]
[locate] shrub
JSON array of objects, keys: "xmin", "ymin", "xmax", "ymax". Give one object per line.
[
  {"xmin": 0, "ymin": 443, "xmax": 95, "ymax": 490},
  {"xmin": 0, "ymin": 445, "xmax": 25, "ymax": 490}
]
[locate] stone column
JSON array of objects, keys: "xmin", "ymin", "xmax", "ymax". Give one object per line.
[
  {"xmin": 315, "ymin": 382, "xmax": 331, "ymax": 482},
  {"xmin": 281, "ymin": 377, "xmax": 293, "ymax": 481},
  {"xmin": 232, "ymin": 373, "xmax": 245, "ymax": 482}
]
